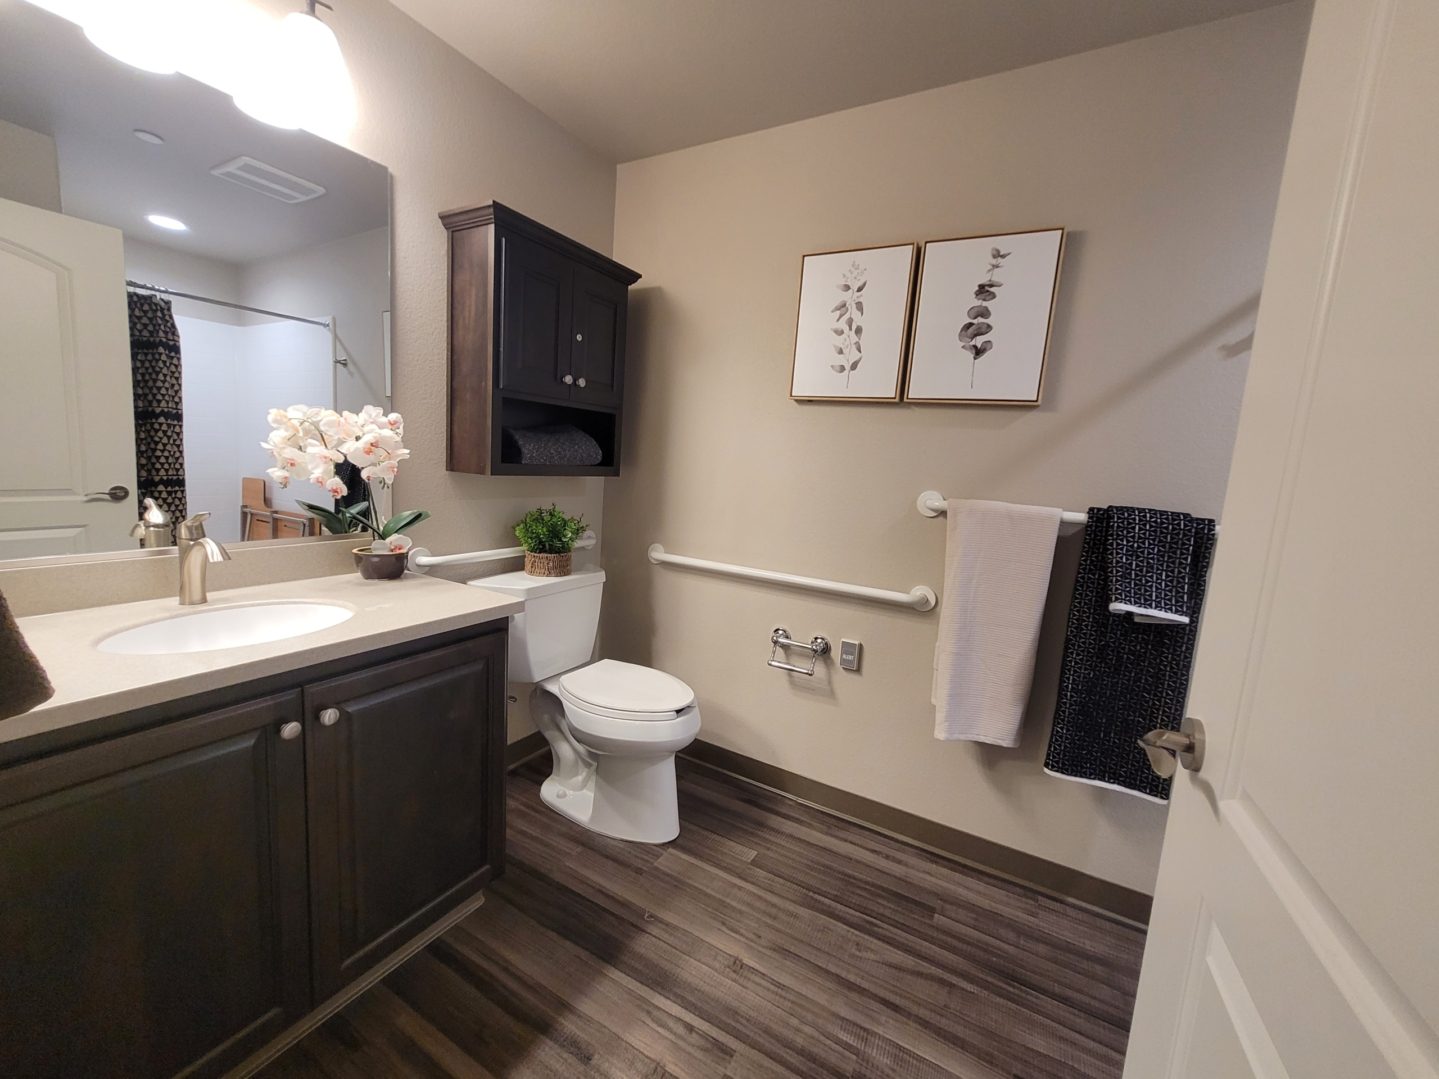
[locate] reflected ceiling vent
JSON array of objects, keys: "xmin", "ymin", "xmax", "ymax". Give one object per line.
[{"xmin": 209, "ymin": 156, "xmax": 326, "ymax": 204}]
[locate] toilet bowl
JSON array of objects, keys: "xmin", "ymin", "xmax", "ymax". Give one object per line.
[{"xmin": 472, "ymin": 569, "xmax": 700, "ymax": 844}]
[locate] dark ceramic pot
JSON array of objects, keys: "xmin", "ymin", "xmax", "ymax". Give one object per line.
[{"xmin": 353, "ymin": 547, "xmax": 407, "ymax": 580}]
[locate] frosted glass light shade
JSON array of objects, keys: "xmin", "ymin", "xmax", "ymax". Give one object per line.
[
  {"xmin": 232, "ymin": 10, "xmax": 356, "ymax": 137},
  {"xmin": 82, "ymin": 0, "xmax": 190, "ymax": 75}
]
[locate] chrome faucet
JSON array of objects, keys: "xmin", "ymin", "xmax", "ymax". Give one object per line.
[{"xmin": 177, "ymin": 512, "xmax": 231, "ymax": 605}]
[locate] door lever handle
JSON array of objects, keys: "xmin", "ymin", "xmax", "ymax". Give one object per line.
[
  {"xmin": 1139, "ymin": 717, "xmax": 1205, "ymax": 778},
  {"xmin": 85, "ymin": 484, "xmax": 131, "ymax": 503}
]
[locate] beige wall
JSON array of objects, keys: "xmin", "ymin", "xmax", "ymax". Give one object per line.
[
  {"xmin": 603, "ymin": 4, "xmax": 1309, "ymax": 894},
  {"xmin": 0, "ymin": 118, "xmax": 61, "ymax": 212}
]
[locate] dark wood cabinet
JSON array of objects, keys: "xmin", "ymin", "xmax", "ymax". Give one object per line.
[
  {"xmin": 304, "ymin": 635, "xmax": 505, "ymax": 999},
  {"xmin": 0, "ymin": 626, "xmax": 506, "ymax": 1079},
  {"xmin": 0, "ymin": 693, "xmax": 310, "ymax": 1078},
  {"xmin": 441, "ymin": 201, "xmax": 640, "ymax": 476}
]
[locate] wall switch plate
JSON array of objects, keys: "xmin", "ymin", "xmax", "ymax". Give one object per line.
[{"xmin": 839, "ymin": 639, "xmax": 861, "ymax": 671}]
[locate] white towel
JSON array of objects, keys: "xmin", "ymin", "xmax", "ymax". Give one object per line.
[{"xmin": 932, "ymin": 500, "xmax": 1062, "ymax": 746}]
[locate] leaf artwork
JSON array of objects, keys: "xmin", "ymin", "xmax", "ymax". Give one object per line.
[
  {"xmin": 830, "ymin": 260, "xmax": 868, "ymax": 387},
  {"xmin": 961, "ymin": 247, "xmax": 1011, "ymax": 387}
]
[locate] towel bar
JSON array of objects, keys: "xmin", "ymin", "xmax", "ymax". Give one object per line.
[
  {"xmin": 647, "ymin": 544, "xmax": 937, "ymax": 612},
  {"xmin": 917, "ymin": 490, "xmax": 1219, "ymax": 532}
]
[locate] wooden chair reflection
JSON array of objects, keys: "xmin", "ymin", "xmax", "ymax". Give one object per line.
[{"xmin": 240, "ymin": 477, "xmax": 319, "ymax": 541}]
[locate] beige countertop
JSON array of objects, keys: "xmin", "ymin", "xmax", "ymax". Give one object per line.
[{"xmin": 4, "ymin": 572, "xmax": 522, "ymax": 748}]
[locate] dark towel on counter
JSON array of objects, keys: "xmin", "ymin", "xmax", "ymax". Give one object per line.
[
  {"xmin": 502, "ymin": 424, "xmax": 603, "ymax": 467},
  {"xmin": 0, "ymin": 591, "xmax": 54, "ymax": 721},
  {"xmin": 1044, "ymin": 506, "xmax": 1217, "ymax": 801},
  {"xmin": 1106, "ymin": 506, "xmax": 1199, "ymax": 624}
]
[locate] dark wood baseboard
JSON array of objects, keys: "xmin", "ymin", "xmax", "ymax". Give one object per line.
[
  {"xmin": 505, "ymin": 730, "xmax": 548, "ymax": 769},
  {"xmin": 681, "ymin": 740, "xmax": 1152, "ymax": 927}
]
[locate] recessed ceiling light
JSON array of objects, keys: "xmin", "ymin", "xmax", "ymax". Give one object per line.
[
  {"xmin": 133, "ymin": 129, "xmax": 165, "ymax": 145},
  {"xmin": 146, "ymin": 214, "xmax": 188, "ymax": 232}
]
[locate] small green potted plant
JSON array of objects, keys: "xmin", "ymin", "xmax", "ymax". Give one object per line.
[{"xmin": 514, "ymin": 505, "xmax": 586, "ymax": 577}]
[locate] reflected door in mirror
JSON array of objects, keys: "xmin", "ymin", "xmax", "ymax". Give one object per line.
[{"xmin": 0, "ymin": 198, "xmax": 137, "ymax": 557}]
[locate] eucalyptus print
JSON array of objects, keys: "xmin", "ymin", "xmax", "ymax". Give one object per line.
[
  {"xmin": 828, "ymin": 260, "xmax": 868, "ymax": 387},
  {"xmin": 960, "ymin": 246, "xmax": 1011, "ymax": 387}
]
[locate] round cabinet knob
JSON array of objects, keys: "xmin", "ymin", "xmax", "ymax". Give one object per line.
[
  {"xmin": 279, "ymin": 721, "xmax": 302, "ymax": 741},
  {"xmin": 575, "ymin": 333, "xmax": 583, "ymax": 342},
  {"xmin": 576, "ymin": 377, "xmax": 587, "ymax": 388},
  {"xmin": 319, "ymin": 707, "xmax": 340, "ymax": 727},
  {"xmin": 562, "ymin": 374, "xmax": 574, "ymax": 385}
]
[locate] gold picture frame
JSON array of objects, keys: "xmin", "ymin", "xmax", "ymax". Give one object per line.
[
  {"xmin": 789, "ymin": 242, "xmax": 919, "ymax": 403},
  {"xmin": 902, "ymin": 227, "xmax": 1065, "ymax": 406}
]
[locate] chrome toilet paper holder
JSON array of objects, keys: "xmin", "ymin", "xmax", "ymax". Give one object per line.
[{"xmin": 767, "ymin": 627, "xmax": 830, "ymax": 676}]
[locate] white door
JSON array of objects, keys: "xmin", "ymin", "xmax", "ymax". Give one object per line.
[
  {"xmin": 0, "ymin": 196, "xmax": 137, "ymax": 557},
  {"xmin": 1123, "ymin": 1, "xmax": 1439, "ymax": 1076}
]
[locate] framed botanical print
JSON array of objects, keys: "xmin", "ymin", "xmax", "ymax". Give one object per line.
[
  {"xmin": 789, "ymin": 242, "xmax": 918, "ymax": 402},
  {"xmin": 903, "ymin": 228, "xmax": 1065, "ymax": 405}
]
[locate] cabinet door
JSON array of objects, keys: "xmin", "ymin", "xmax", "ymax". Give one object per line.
[
  {"xmin": 497, "ymin": 231, "xmax": 574, "ymax": 401},
  {"xmin": 303, "ymin": 633, "xmax": 506, "ymax": 999},
  {"xmin": 569, "ymin": 264, "xmax": 628, "ymax": 408},
  {"xmin": 0, "ymin": 694, "xmax": 310, "ymax": 1079}
]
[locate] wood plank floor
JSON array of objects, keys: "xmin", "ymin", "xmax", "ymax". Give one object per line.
[{"xmin": 261, "ymin": 759, "xmax": 1145, "ymax": 1079}]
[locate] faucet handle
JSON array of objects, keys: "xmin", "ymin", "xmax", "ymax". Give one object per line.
[{"xmin": 178, "ymin": 512, "xmax": 211, "ymax": 541}]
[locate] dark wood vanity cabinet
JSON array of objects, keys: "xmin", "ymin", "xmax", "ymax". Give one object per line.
[
  {"xmin": 442, "ymin": 201, "xmax": 640, "ymax": 476},
  {"xmin": 0, "ymin": 627, "xmax": 506, "ymax": 1079}
]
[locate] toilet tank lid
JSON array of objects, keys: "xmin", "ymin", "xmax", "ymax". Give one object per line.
[{"xmin": 468, "ymin": 566, "xmax": 605, "ymax": 598}]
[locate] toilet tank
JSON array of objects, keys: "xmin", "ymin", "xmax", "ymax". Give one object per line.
[{"xmin": 469, "ymin": 567, "xmax": 604, "ymax": 682}]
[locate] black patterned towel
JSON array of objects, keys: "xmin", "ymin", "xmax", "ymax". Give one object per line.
[
  {"xmin": 1106, "ymin": 506, "xmax": 1199, "ymax": 624},
  {"xmin": 1043, "ymin": 506, "xmax": 1217, "ymax": 801}
]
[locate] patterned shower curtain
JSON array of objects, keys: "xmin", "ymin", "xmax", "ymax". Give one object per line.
[{"xmin": 127, "ymin": 292, "xmax": 188, "ymax": 526}]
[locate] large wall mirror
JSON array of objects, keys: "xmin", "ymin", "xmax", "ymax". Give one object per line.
[{"xmin": 0, "ymin": 0, "xmax": 390, "ymax": 560}]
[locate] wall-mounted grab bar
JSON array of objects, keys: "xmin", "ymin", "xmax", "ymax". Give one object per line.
[
  {"xmin": 647, "ymin": 544, "xmax": 937, "ymax": 612},
  {"xmin": 768, "ymin": 628, "xmax": 830, "ymax": 675},
  {"xmin": 409, "ymin": 531, "xmax": 598, "ymax": 573},
  {"xmin": 918, "ymin": 491, "xmax": 1219, "ymax": 533}
]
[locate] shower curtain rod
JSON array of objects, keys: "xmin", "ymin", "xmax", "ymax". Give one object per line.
[{"xmin": 125, "ymin": 279, "xmax": 330, "ymax": 329}]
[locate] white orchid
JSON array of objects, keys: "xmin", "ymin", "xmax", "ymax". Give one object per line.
[{"xmin": 260, "ymin": 404, "xmax": 412, "ymax": 497}]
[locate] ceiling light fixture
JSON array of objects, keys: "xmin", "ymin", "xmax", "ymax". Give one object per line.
[
  {"xmin": 132, "ymin": 129, "xmax": 166, "ymax": 144},
  {"xmin": 82, "ymin": 0, "xmax": 191, "ymax": 75},
  {"xmin": 232, "ymin": 0, "xmax": 356, "ymax": 137},
  {"xmin": 146, "ymin": 213, "xmax": 188, "ymax": 231}
]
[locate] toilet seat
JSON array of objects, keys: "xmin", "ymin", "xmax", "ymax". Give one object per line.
[{"xmin": 558, "ymin": 659, "xmax": 694, "ymax": 721}]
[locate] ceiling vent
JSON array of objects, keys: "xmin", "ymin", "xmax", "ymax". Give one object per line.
[{"xmin": 209, "ymin": 156, "xmax": 326, "ymax": 204}]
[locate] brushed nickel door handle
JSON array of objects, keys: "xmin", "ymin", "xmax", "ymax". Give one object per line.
[
  {"xmin": 576, "ymin": 377, "xmax": 587, "ymax": 388},
  {"xmin": 85, "ymin": 484, "xmax": 131, "ymax": 502},
  {"xmin": 279, "ymin": 721, "xmax": 303, "ymax": 741},
  {"xmin": 319, "ymin": 708, "xmax": 340, "ymax": 727},
  {"xmin": 1139, "ymin": 717, "xmax": 1205, "ymax": 777}
]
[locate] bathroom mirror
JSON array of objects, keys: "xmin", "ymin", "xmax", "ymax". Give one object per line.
[{"xmin": 0, "ymin": 0, "xmax": 390, "ymax": 559}]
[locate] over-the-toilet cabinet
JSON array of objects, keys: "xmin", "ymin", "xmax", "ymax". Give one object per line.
[
  {"xmin": 441, "ymin": 201, "xmax": 641, "ymax": 476},
  {"xmin": 0, "ymin": 628, "xmax": 506, "ymax": 1079}
]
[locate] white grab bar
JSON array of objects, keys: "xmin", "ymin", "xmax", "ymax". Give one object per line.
[
  {"xmin": 918, "ymin": 490, "xmax": 1218, "ymax": 532},
  {"xmin": 647, "ymin": 544, "xmax": 937, "ymax": 612},
  {"xmin": 408, "ymin": 531, "xmax": 597, "ymax": 573},
  {"xmin": 918, "ymin": 490, "xmax": 1089, "ymax": 525}
]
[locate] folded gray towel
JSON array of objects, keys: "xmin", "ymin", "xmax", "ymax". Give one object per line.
[
  {"xmin": 1, "ymin": 591, "xmax": 54, "ymax": 720},
  {"xmin": 502, "ymin": 424, "xmax": 603, "ymax": 467},
  {"xmin": 1105, "ymin": 506, "xmax": 1199, "ymax": 624}
]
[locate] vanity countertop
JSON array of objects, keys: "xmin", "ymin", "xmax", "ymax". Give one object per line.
[{"xmin": 3, "ymin": 572, "xmax": 522, "ymax": 749}]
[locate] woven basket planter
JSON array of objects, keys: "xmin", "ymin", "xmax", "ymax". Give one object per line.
[{"xmin": 524, "ymin": 551, "xmax": 572, "ymax": 577}]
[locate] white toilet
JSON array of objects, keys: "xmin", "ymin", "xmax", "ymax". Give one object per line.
[{"xmin": 474, "ymin": 567, "xmax": 700, "ymax": 844}]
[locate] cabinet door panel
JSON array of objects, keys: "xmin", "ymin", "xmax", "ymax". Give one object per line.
[
  {"xmin": 570, "ymin": 264, "xmax": 627, "ymax": 408},
  {"xmin": 0, "ymin": 694, "xmax": 309, "ymax": 1079},
  {"xmin": 304, "ymin": 633, "xmax": 505, "ymax": 999},
  {"xmin": 498, "ymin": 232, "xmax": 573, "ymax": 401}
]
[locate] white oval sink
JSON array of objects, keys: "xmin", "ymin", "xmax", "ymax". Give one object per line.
[{"xmin": 97, "ymin": 602, "xmax": 355, "ymax": 656}]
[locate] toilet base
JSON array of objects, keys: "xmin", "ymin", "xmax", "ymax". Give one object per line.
[{"xmin": 539, "ymin": 755, "xmax": 680, "ymax": 844}]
